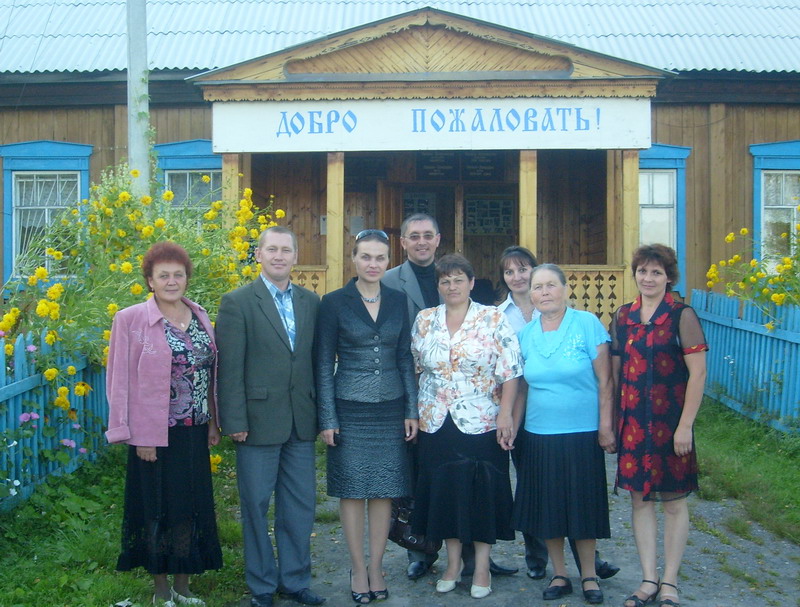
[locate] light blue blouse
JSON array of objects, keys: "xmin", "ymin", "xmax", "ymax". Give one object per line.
[
  {"xmin": 497, "ymin": 292, "xmax": 540, "ymax": 335},
  {"xmin": 519, "ymin": 307, "xmax": 610, "ymax": 435}
]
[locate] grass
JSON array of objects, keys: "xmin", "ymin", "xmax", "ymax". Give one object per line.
[
  {"xmin": 723, "ymin": 515, "xmax": 764, "ymax": 545},
  {"xmin": 694, "ymin": 397, "xmax": 800, "ymax": 543},
  {"xmin": 0, "ymin": 437, "xmax": 335, "ymax": 607},
  {"xmin": 0, "ymin": 396, "xmax": 796, "ymax": 606}
]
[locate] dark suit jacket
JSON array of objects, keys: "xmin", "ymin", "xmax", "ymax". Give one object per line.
[
  {"xmin": 215, "ymin": 276, "xmax": 319, "ymax": 445},
  {"xmin": 382, "ymin": 260, "xmax": 442, "ymax": 328},
  {"xmin": 315, "ymin": 278, "xmax": 418, "ymax": 431}
]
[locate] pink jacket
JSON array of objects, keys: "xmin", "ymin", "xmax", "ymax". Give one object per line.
[{"xmin": 105, "ymin": 296, "xmax": 218, "ymax": 447}]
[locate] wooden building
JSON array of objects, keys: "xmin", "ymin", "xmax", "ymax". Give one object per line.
[{"xmin": 2, "ymin": 3, "xmax": 800, "ymax": 322}]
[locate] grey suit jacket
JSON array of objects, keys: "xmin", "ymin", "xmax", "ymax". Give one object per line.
[
  {"xmin": 215, "ymin": 277, "xmax": 320, "ymax": 445},
  {"xmin": 383, "ymin": 260, "xmax": 442, "ymax": 328}
]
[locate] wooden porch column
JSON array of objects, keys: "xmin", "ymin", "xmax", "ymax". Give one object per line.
[
  {"xmin": 621, "ymin": 149, "xmax": 640, "ymax": 301},
  {"xmin": 709, "ymin": 103, "xmax": 728, "ymax": 273},
  {"xmin": 519, "ymin": 150, "xmax": 538, "ymax": 255},
  {"xmin": 326, "ymin": 152, "xmax": 345, "ymax": 291},
  {"xmin": 221, "ymin": 153, "xmax": 241, "ymax": 228}
]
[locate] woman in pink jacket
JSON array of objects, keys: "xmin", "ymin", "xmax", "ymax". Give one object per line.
[{"xmin": 106, "ymin": 242, "xmax": 222, "ymax": 607}]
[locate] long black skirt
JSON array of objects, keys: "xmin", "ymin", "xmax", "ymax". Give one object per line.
[
  {"xmin": 117, "ymin": 424, "xmax": 223, "ymax": 574},
  {"xmin": 412, "ymin": 414, "xmax": 514, "ymax": 544},
  {"xmin": 512, "ymin": 430, "xmax": 610, "ymax": 540}
]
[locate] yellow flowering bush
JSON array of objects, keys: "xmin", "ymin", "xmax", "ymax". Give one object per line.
[
  {"xmin": 1, "ymin": 161, "xmax": 286, "ymax": 497},
  {"xmin": 707, "ymin": 222, "xmax": 800, "ymax": 327},
  {"xmin": 2, "ymin": 161, "xmax": 283, "ymax": 369}
]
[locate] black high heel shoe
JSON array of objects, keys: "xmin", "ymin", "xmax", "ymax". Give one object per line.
[
  {"xmin": 368, "ymin": 589, "xmax": 388, "ymax": 601},
  {"xmin": 350, "ymin": 570, "xmax": 371, "ymax": 605},
  {"xmin": 368, "ymin": 566, "xmax": 388, "ymax": 601}
]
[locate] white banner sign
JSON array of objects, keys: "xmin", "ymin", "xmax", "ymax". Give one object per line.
[{"xmin": 212, "ymin": 97, "xmax": 651, "ymax": 153}]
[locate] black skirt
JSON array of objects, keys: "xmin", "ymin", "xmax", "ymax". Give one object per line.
[
  {"xmin": 117, "ymin": 424, "xmax": 223, "ymax": 574},
  {"xmin": 512, "ymin": 429, "xmax": 610, "ymax": 540},
  {"xmin": 326, "ymin": 397, "xmax": 411, "ymax": 499},
  {"xmin": 412, "ymin": 413, "xmax": 514, "ymax": 544}
]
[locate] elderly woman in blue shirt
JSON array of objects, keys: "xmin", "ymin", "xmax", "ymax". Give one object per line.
[{"xmin": 511, "ymin": 264, "xmax": 616, "ymax": 605}]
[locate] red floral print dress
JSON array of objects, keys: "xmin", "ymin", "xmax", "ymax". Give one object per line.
[{"xmin": 611, "ymin": 293, "xmax": 708, "ymax": 500}]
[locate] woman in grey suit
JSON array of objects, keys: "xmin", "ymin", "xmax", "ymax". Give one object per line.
[{"xmin": 316, "ymin": 230, "xmax": 419, "ymax": 604}]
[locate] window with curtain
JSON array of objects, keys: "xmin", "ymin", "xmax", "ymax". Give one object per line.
[
  {"xmin": 760, "ymin": 170, "xmax": 800, "ymax": 260},
  {"xmin": 639, "ymin": 169, "xmax": 677, "ymax": 250}
]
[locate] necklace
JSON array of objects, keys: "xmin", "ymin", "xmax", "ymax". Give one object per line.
[
  {"xmin": 164, "ymin": 315, "xmax": 189, "ymax": 329},
  {"xmin": 160, "ymin": 306, "xmax": 190, "ymax": 329},
  {"xmin": 360, "ymin": 292, "xmax": 380, "ymax": 303}
]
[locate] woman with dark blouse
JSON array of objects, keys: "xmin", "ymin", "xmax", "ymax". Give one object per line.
[
  {"xmin": 611, "ymin": 244, "xmax": 708, "ymax": 607},
  {"xmin": 106, "ymin": 242, "xmax": 222, "ymax": 607},
  {"xmin": 316, "ymin": 230, "xmax": 418, "ymax": 604}
]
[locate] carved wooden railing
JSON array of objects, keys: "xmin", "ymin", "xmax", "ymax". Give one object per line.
[
  {"xmin": 290, "ymin": 265, "xmax": 625, "ymax": 327},
  {"xmin": 290, "ymin": 265, "xmax": 327, "ymax": 294},
  {"xmin": 561, "ymin": 265, "xmax": 627, "ymax": 328}
]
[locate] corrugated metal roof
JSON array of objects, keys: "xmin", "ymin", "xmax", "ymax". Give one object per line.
[{"xmin": 1, "ymin": 0, "xmax": 799, "ymax": 74}]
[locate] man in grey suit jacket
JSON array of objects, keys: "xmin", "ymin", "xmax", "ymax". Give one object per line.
[
  {"xmin": 216, "ymin": 227, "xmax": 325, "ymax": 607},
  {"xmin": 383, "ymin": 213, "xmax": 519, "ymax": 581}
]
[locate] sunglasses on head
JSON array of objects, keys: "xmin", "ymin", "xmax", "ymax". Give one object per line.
[{"xmin": 355, "ymin": 229, "xmax": 389, "ymax": 241}]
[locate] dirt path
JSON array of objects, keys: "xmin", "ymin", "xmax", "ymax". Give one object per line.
[
  {"xmin": 237, "ymin": 456, "xmax": 800, "ymax": 607},
  {"xmin": 233, "ymin": 456, "xmax": 800, "ymax": 607}
]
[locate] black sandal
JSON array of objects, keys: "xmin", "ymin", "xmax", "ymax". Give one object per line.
[
  {"xmin": 350, "ymin": 570, "xmax": 370, "ymax": 605},
  {"xmin": 368, "ymin": 589, "xmax": 388, "ymax": 601},
  {"xmin": 623, "ymin": 579, "xmax": 660, "ymax": 607},
  {"xmin": 658, "ymin": 582, "xmax": 680, "ymax": 607}
]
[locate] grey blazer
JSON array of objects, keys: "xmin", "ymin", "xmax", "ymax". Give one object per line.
[
  {"xmin": 215, "ymin": 277, "xmax": 320, "ymax": 445},
  {"xmin": 382, "ymin": 260, "xmax": 442, "ymax": 328},
  {"xmin": 315, "ymin": 279, "xmax": 418, "ymax": 431}
]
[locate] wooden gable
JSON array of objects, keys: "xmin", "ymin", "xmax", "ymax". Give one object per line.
[{"xmin": 193, "ymin": 8, "xmax": 665, "ymax": 101}]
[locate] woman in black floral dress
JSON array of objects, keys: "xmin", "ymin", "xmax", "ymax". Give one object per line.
[
  {"xmin": 107, "ymin": 242, "xmax": 222, "ymax": 606},
  {"xmin": 610, "ymin": 244, "xmax": 708, "ymax": 607}
]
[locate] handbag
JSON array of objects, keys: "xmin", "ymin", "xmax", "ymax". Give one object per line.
[{"xmin": 388, "ymin": 497, "xmax": 439, "ymax": 555}]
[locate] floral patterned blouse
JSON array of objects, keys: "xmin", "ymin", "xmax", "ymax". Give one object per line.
[
  {"xmin": 164, "ymin": 314, "xmax": 215, "ymax": 427},
  {"xmin": 411, "ymin": 301, "xmax": 522, "ymax": 435}
]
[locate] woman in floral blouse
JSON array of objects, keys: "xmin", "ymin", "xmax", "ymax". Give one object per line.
[
  {"xmin": 106, "ymin": 242, "xmax": 222, "ymax": 607},
  {"xmin": 410, "ymin": 254, "xmax": 521, "ymax": 600},
  {"xmin": 611, "ymin": 245, "xmax": 707, "ymax": 607}
]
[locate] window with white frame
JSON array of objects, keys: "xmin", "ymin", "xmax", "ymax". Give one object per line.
[
  {"xmin": 639, "ymin": 169, "xmax": 677, "ymax": 250},
  {"xmin": 638, "ymin": 144, "xmax": 690, "ymax": 296},
  {"xmin": 751, "ymin": 140, "xmax": 800, "ymax": 263},
  {"xmin": 154, "ymin": 140, "xmax": 223, "ymax": 207},
  {"xmin": 12, "ymin": 172, "xmax": 80, "ymax": 271},
  {"xmin": 760, "ymin": 170, "xmax": 800, "ymax": 260},
  {"xmin": 164, "ymin": 170, "xmax": 223, "ymax": 206},
  {"xmin": 0, "ymin": 141, "xmax": 92, "ymax": 281}
]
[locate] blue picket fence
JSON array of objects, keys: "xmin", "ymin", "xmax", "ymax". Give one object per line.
[
  {"xmin": 692, "ymin": 290, "xmax": 800, "ymax": 432},
  {"xmin": 0, "ymin": 331, "xmax": 107, "ymax": 511}
]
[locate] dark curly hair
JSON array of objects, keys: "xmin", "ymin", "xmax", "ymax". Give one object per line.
[
  {"xmin": 631, "ymin": 244, "xmax": 679, "ymax": 291},
  {"xmin": 142, "ymin": 241, "xmax": 193, "ymax": 290},
  {"xmin": 435, "ymin": 253, "xmax": 475, "ymax": 281}
]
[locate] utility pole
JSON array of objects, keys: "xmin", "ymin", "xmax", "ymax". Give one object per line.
[{"xmin": 127, "ymin": 0, "xmax": 150, "ymax": 196}]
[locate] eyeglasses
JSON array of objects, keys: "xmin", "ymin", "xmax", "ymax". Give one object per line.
[
  {"xmin": 403, "ymin": 232, "xmax": 437, "ymax": 242},
  {"xmin": 355, "ymin": 229, "xmax": 389, "ymax": 241}
]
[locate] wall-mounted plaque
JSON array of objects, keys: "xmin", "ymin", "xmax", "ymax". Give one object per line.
[
  {"xmin": 403, "ymin": 192, "xmax": 437, "ymax": 217},
  {"xmin": 462, "ymin": 151, "xmax": 505, "ymax": 181},
  {"xmin": 345, "ymin": 156, "xmax": 387, "ymax": 192},
  {"xmin": 464, "ymin": 196, "xmax": 515, "ymax": 235},
  {"xmin": 416, "ymin": 151, "xmax": 459, "ymax": 181}
]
